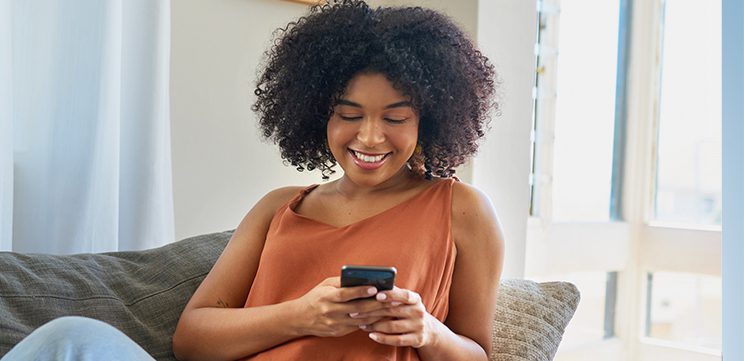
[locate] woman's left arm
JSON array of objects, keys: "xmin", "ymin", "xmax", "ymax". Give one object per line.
[{"xmin": 356, "ymin": 182, "xmax": 505, "ymax": 360}]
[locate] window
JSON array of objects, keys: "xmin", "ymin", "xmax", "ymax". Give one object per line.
[
  {"xmin": 646, "ymin": 272, "xmax": 721, "ymax": 351},
  {"xmin": 528, "ymin": 1, "xmax": 722, "ymax": 360},
  {"xmin": 550, "ymin": 0, "xmax": 620, "ymax": 222},
  {"xmin": 534, "ymin": 271, "xmax": 618, "ymax": 348},
  {"xmin": 529, "ymin": 1, "xmax": 627, "ymax": 352},
  {"xmin": 653, "ymin": 0, "xmax": 722, "ymax": 227}
]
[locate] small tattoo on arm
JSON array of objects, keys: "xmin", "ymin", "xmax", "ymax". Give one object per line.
[{"xmin": 217, "ymin": 298, "xmax": 229, "ymax": 308}]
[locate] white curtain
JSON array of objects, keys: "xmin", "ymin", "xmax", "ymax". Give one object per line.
[{"xmin": 0, "ymin": 0, "xmax": 174, "ymax": 254}]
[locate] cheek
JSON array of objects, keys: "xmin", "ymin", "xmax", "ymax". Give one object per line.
[
  {"xmin": 326, "ymin": 119, "xmax": 341, "ymax": 143},
  {"xmin": 326, "ymin": 120, "xmax": 351, "ymax": 152},
  {"xmin": 396, "ymin": 126, "xmax": 419, "ymax": 154}
]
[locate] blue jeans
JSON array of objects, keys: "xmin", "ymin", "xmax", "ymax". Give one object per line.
[{"xmin": 1, "ymin": 317, "xmax": 155, "ymax": 361}]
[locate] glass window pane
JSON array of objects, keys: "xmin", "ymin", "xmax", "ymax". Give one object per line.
[
  {"xmin": 646, "ymin": 272, "xmax": 722, "ymax": 350},
  {"xmin": 551, "ymin": 0, "xmax": 620, "ymax": 222},
  {"xmin": 533, "ymin": 272, "xmax": 616, "ymax": 348},
  {"xmin": 653, "ymin": 0, "xmax": 722, "ymax": 226}
]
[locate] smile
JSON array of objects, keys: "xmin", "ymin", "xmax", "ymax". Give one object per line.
[
  {"xmin": 349, "ymin": 149, "xmax": 391, "ymax": 169},
  {"xmin": 353, "ymin": 150, "xmax": 387, "ymax": 163}
]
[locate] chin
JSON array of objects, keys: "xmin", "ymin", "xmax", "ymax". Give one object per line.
[
  {"xmin": 343, "ymin": 172, "xmax": 389, "ymax": 187},
  {"xmin": 346, "ymin": 166, "xmax": 410, "ymax": 188}
]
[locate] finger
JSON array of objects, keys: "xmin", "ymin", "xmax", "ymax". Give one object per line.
[
  {"xmin": 360, "ymin": 318, "xmax": 414, "ymax": 334},
  {"xmin": 326, "ymin": 324, "xmax": 363, "ymax": 338},
  {"xmin": 347, "ymin": 316, "xmax": 385, "ymax": 327},
  {"xmin": 368, "ymin": 332, "xmax": 423, "ymax": 348},
  {"xmin": 376, "ymin": 289, "xmax": 421, "ymax": 305},
  {"xmin": 334, "ymin": 285, "xmax": 378, "ymax": 302},
  {"xmin": 313, "ymin": 308, "xmax": 382, "ymax": 328},
  {"xmin": 336, "ymin": 299, "xmax": 384, "ymax": 319},
  {"xmin": 350, "ymin": 304, "xmax": 414, "ymax": 319},
  {"xmin": 352, "ymin": 298, "xmax": 394, "ymax": 313}
]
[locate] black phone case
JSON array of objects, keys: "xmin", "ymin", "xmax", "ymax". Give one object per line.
[{"xmin": 340, "ymin": 265, "xmax": 396, "ymax": 291}]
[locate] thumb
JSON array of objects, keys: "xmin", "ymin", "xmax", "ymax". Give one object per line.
[{"xmin": 321, "ymin": 276, "xmax": 341, "ymax": 288}]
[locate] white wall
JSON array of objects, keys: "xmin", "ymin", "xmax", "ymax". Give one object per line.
[
  {"xmin": 170, "ymin": 0, "xmax": 481, "ymax": 240},
  {"xmin": 370, "ymin": 0, "xmax": 478, "ymax": 37},
  {"xmin": 474, "ymin": 0, "xmax": 537, "ymax": 278},
  {"xmin": 171, "ymin": 0, "xmax": 312, "ymax": 240}
]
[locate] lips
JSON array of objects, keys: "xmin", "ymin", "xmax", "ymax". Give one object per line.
[{"xmin": 349, "ymin": 149, "xmax": 391, "ymax": 170}]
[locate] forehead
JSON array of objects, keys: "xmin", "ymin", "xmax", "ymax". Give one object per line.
[{"xmin": 340, "ymin": 73, "xmax": 409, "ymax": 104}]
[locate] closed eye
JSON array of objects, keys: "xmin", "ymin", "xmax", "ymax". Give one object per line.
[
  {"xmin": 339, "ymin": 115, "xmax": 363, "ymax": 121},
  {"xmin": 385, "ymin": 118, "xmax": 407, "ymax": 124}
]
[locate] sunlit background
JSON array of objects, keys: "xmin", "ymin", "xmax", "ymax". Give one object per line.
[{"xmin": 529, "ymin": 0, "xmax": 722, "ymax": 360}]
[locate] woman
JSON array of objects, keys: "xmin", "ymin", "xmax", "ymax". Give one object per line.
[
  {"xmin": 172, "ymin": 1, "xmax": 504, "ymax": 360},
  {"xmin": 1, "ymin": 1, "xmax": 504, "ymax": 360}
]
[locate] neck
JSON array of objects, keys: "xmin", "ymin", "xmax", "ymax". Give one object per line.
[{"xmin": 334, "ymin": 167, "xmax": 418, "ymax": 198}]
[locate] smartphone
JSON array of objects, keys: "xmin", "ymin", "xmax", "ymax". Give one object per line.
[{"xmin": 340, "ymin": 265, "xmax": 397, "ymax": 291}]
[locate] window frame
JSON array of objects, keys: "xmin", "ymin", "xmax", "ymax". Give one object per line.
[{"xmin": 528, "ymin": 1, "xmax": 722, "ymax": 360}]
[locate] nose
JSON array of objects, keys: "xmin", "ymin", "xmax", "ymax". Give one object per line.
[{"xmin": 356, "ymin": 117, "xmax": 385, "ymax": 147}]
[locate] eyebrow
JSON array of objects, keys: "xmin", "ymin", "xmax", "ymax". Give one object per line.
[{"xmin": 336, "ymin": 99, "xmax": 413, "ymax": 109}]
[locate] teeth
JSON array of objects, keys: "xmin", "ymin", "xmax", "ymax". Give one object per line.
[{"xmin": 354, "ymin": 151, "xmax": 385, "ymax": 163}]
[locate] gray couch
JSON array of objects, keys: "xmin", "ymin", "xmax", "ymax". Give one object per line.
[{"xmin": 0, "ymin": 231, "xmax": 580, "ymax": 361}]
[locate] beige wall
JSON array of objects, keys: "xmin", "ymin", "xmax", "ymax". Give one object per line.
[{"xmin": 170, "ymin": 0, "xmax": 480, "ymax": 240}]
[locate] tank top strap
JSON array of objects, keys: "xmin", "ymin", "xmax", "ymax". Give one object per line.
[
  {"xmin": 285, "ymin": 178, "xmax": 457, "ymax": 218},
  {"xmin": 287, "ymin": 184, "xmax": 319, "ymax": 205}
]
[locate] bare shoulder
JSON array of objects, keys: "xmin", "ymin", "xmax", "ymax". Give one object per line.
[
  {"xmin": 232, "ymin": 186, "xmax": 305, "ymax": 237},
  {"xmin": 451, "ymin": 181, "xmax": 493, "ymax": 212},
  {"xmin": 250, "ymin": 186, "xmax": 304, "ymax": 216},
  {"xmin": 450, "ymin": 181, "xmax": 504, "ymax": 249},
  {"xmin": 259, "ymin": 186, "xmax": 305, "ymax": 209},
  {"xmin": 451, "ymin": 182, "xmax": 498, "ymax": 227}
]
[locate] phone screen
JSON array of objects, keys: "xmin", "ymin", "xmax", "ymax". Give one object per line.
[{"xmin": 340, "ymin": 265, "xmax": 396, "ymax": 291}]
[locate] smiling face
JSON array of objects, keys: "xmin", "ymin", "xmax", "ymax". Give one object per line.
[{"xmin": 327, "ymin": 72, "xmax": 420, "ymax": 188}]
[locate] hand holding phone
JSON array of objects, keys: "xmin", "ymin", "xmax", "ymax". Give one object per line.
[{"xmin": 340, "ymin": 265, "xmax": 396, "ymax": 291}]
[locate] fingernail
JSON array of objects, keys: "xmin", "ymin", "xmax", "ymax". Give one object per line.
[
  {"xmin": 359, "ymin": 324, "xmax": 368, "ymax": 330},
  {"xmin": 391, "ymin": 301, "xmax": 402, "ymax": 306},
  {"xmin": 367, "ymin": 287, "xmax": 377, "ymax": 295},
  {"xmin": 376, "ymin": 293, "xmax": 387, "ymax": 301},
  {"xmin": 349, "ymin": 312, "xmax": 359, "ymax": 318},
  {"xmin": 369, "ymin": 333, "xmax": 379, "ymax": 340}
]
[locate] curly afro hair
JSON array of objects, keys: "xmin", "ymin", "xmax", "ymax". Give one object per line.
[{"xmin": 253, "ymin": 0, "xmax": 497, "ymax": 179}]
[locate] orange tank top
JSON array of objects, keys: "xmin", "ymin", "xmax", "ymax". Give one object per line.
[{"xmin": 242, "ymin": 178, "xmax": 457, "ymax": 361}]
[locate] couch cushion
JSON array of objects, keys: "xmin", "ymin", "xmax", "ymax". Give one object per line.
[
  {"xmin": 1, "ymin": 231, "xmax": 579, "ymax": 360},
  {"xmin": 0, "ymin": 231, "xmax": 232, "ymax": 360},
  {"xmin": 491, "ymin": 279, "xmax": 580, "ymax": 361}
]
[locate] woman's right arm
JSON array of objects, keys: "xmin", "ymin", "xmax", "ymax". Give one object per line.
[
  {"xmin": 172, "ymin": 188, "xmax": 385, "ymax": 361},
  {"xmin": 172, "ymin": 187, "xmax": 301, "ymax": 361}
]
